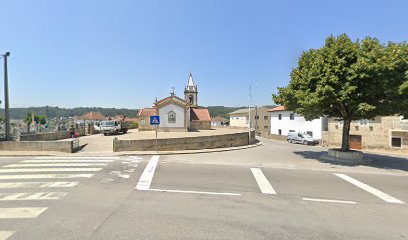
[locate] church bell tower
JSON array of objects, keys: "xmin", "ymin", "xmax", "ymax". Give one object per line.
[{"xmin": 184, "ymin": 72, "xmax": 198, "ymax": 108}]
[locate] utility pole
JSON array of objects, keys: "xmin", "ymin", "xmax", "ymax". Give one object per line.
[{"xmin": 3, "ymin": 52, "xmax": 10, "ymax": 141}]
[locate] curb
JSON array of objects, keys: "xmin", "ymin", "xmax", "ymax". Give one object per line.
[
  {"xmin": 118, "ymin": 142, "xmax": 263, "ymax": 156},
  {"xmin": 0, "ymin": 142, "xmax": 262, "ymax": 157}
]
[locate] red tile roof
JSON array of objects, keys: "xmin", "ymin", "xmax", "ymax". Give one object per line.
[
  {"xmin": 191, "ymin": 109, "xmax": 211, "ymax": 121},
  {"xmin": 138, "ymin": 108, "xmax": 157, "ymax": 117},
  {"xmin": 267, "ymin": 106, "xmax": 287, "ymax": 112}
]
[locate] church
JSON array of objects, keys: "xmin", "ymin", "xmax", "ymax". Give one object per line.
[{"xmin": 137, "ymin": 73, "xmax": 211, "ymax": 132}]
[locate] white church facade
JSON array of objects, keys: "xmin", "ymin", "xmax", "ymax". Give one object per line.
[{"xmin": 138, "ymin": 73, "xmax": 211, "ymax": 132}]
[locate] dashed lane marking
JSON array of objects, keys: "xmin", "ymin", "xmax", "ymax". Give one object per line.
[
  {"xmin": 0, "ymin": 207, "xmax": 48, "ymax": 219},
  {"xmin": 0, "ymin": 168, "xmax": 102, "ymax": 173},
  {"xmin": 302, "ymin": 197, "xmax": 356, "ymax": 204},
  {"xmin": 0, "ymin": 174, "xmax": 94, "ymax": 180},
  {"xmin": 0, "ymin": 231, "xmax": 14, "ymax": 240},
  {"xmin": 3, "ymin": 163, "xmax": 107, "ymax": 168},
  {"xmin": 250, "ymin": 168, "xmax": 276, "ymax": 195},
  {"xmin": 334, "ymin": 173, "xmax": 405, "ymax": 204},
  {"xmin": 0, "ymin": 192, "xmax": 68, "ymax": 201},
  {"xmin": 147, "ymin": 188, "xmax": 241, "ymax": 196}
]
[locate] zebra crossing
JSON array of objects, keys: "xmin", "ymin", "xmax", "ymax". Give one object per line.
[{"xmin": 0, "ymin": 156, "xmax": 122, "ymax": 240}]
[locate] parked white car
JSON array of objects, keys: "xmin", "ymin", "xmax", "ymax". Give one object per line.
[{"xmin": 287, "ymin": 132, "xmax": 318, "ymax": 145}]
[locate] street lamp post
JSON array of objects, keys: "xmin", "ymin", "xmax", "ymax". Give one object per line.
[
  {"xmin": 248, "ymin": 83, "xmax": 259, "ymax": 144},
  {"xmin": 2, "ymin": 52, "xmax": 10, "ymax": 141}
]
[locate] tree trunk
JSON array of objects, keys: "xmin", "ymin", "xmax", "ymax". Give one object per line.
[{"xmin": 341, "ymin": 118, "xmax": 351, "ymax": 151}]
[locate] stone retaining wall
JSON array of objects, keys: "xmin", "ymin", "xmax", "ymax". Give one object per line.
[
  {"xmin": 0, "ymin": 140, "xmax": 76, "ymax": 153},
  {"xmin": 20, "ymin": 129, "xmax": 86, "ymax": 141},
  {"xmin": 113, "ymin": 130, "xmax": 255, "ymax": 152}
]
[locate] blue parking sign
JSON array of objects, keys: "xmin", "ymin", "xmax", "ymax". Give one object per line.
[{"xmin": 150, "ymin": 116, "xmax": 160, "ymax": 125}]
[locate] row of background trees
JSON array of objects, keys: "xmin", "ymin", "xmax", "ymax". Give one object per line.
[{"xmin": 2, "ymin": 106, "xmax": 245, "ymax": 121}]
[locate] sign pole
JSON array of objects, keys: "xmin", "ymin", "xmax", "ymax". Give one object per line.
[{"xmin": 155, "ymin": 125, "xmax": 158, "ymax": 153}]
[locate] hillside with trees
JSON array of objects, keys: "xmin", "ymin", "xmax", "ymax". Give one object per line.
[
  {"xmin": 5, "ymin": 107, "xmax": 139, "ymax": 120},
  {"xmin": 3, "ymin": 106, "xmax": 250, "ymax": 120}
]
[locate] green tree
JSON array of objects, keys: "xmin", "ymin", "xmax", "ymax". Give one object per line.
[{"xmin": 273, "ymin": 34, "xmax": 408, "ymax": 151}]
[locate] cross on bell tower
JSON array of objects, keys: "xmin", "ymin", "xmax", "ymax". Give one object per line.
[{"xmin": 184, "ymin": 72, "xmax": 198, "ymax": 108}]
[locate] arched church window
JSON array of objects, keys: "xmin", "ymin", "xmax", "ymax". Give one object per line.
[
  {"xmin": 189, "ymin": 95, "xmax": 193, "ymax": 104},
  {"xmin": 168, "ymin": 110, "xmax": 176, "ymax": 123}
]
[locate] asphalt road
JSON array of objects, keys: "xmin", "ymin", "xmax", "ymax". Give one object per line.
[{"xmin": 0, "ymin": 138, "xmax": 407, "ymax": 240}]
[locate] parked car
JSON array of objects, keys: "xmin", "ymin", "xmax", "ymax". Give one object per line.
[{"xmin": 287, "ymin": 132, "xmax": 319, "ymax": 145}]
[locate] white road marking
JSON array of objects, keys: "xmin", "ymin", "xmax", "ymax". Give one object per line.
[
  {"xmin": 0, "ymin": 174, "xmax": 94, "ymax": 180},
  {"xmin": 147, "ymin": 188, "xmax": 241, "ymax": 196},
  {"xmin": 334, "ymin": 173, "xmax": 405, "ymax": 204},
  {"xmin": 302, "ymin": 197, "xmax": 356, "ymax": 204},
  {"xmin": 4, "ymin": 163, "xmax": 107, "ymax": 168},
  {"xmin": 250, "ymin": 168, "xmax": 276, "ymax": 195},
  {"xmin": 0, "ymin": 192, "xmax": 67, "ymax": 201},
  {"xmin": 0, "ymin": 231, "xmax": 14, "ymax": 240},
  {"xmin": 0, "ymin": 182, "xmax": 78, "ymax": 188},
  {"xmin": 22, "ymin": 160, "xmax": 113, "ymax": 163},
  {"xmin": 0, "ymin": 168, "xmax": 102, "ymax": 173},
  {"xmin": 136, "ymin": 155, "xmax": 159, "ymax": 190},
  {"xmin": 118, "ymin": 174, "xmax": 130, "ymax": 179},
  {"xmin": 0, "ymin": 207, "xmax": 48, "ymax": 219}
]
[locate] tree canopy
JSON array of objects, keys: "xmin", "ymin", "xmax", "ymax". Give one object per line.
[{"xmin": 273, "ymin": 34, "xmax": 408, "ymax": 151}]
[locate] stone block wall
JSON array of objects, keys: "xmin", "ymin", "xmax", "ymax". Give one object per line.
[
  {"xmin": 0, "ymin": 140, "xmax": 75, "ymax": 153},
  {"xmin": 189, "ymin": 121, "xmax": 211, "ymax": 130},
  {"xmin": 113, "ymin": 130, "xmax": 255, "ymax": 152},
  {"xmin": 322, "ymin": 116, "xmax": 408, "ymax": 150}
]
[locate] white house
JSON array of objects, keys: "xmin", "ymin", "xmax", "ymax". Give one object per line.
[
  {"xmin": 229, "ymin": 109, "xmax": 250, "ymax": 128},
  {"xmin": 211, "ymin": 117, "xmax": 228, "ymax": 127},
  {"xmin": 268, "ymin": 106, "xmax": 327, "ymax": 140}
]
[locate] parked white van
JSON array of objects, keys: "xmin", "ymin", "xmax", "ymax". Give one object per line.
[{"xmin": 287, "ymin": 132, "xmax": 319, "ymax": 145}]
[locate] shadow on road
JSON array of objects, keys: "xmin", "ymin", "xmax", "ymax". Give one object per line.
[{"xmin": 293, "ymin": 151, "xmax": 408, "ymax": 172}]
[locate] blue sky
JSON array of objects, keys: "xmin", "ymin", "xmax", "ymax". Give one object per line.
[{"xmin": 1, "ymin": 0, "xmax": 407, "ymax": 109}]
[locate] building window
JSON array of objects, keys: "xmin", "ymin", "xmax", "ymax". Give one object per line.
[
  {"xmin": 278, "ymin": 114, "xmax": 282, "ymax": 120},
  {"xmin": 306, "ymin": 131, "xmax": 313, "ymax": 137},
  {"xmin": 278, "ymin": 129, "xmax": 282, "ymax": 135},
  {"xmin": 290, "ymin": 113, "xmax": 295, "ymax": 120},
  {"xmin": 263, "ymin": 126, "xmax": 268, "ymax": 129},
  {"xmin": 168, "ymin": 111, "xmax": 176, "ymax": 123},
  {"xmin": 255, "ymin": 115, "xmax": 259, "ymax": 120},
  {"xmin": 289, "ymin": 130, "xmax": 295, "ymax": 132},
  {"xmin": 391, "ymin": 137, "xmax": 402, "ymax": 148},
  {"xmin": 264, "ymin": 116, "xmax": 268, "ymax": 120}
]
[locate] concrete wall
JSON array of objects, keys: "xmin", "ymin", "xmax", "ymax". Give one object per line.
[
  {"xmin": 0, "ymin": 140, "xmax": 75, "ymax": 153},
  {"xmin": 269, "ymin": 111, "xmax": 324, "ymax": 139},
  {"xmin": 113, "ymin": 130, "xmax": 255, "ymax": 152}
]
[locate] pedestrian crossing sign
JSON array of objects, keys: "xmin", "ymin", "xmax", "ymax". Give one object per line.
[{"xmin": 150, "ymin": 116, "xmax": 160, "ymax": 125}]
